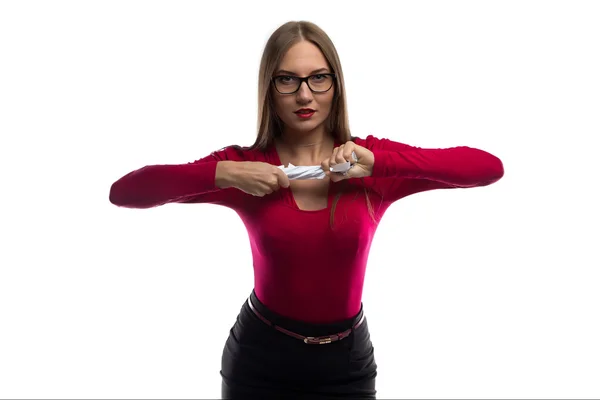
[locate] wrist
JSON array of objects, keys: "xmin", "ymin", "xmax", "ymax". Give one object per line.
[
  {"xmin": 215, "ymin": 161, "xmax": 238, "ymax": 189},
  {"xmin": 361, "ymin": 149, "xmax": 375, "ymax": 177}
]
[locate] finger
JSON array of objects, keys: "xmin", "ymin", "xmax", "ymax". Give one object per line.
[
  {"xmin": 343, "ymin": 143, "xmax": 356, "ymax": 162},
  {"xmin": 253, "ymin": 186, "xmax": 267, "ymax": 196},
  {"xmin": 335, "ymin": 144, "xmax": 347, "ymax": 164},
  {"xmin": 329, "ymin": 146, "xmax": 339, "ymax": 167},
  {"xmin": 263, "ymin": 175, "xmax": 278, "ymax": 192},
  {"xmin": 263, "ymin": 184, "xmax": 274, "ymax": 194},
  {"xmin": 321, "ymin": 158, "xmax": 331, "ymax": 176},
  {"xmin": 275, "ymin": 168, "xmax": 290, "ymax": 188},
  {"xmin": 329, "ymin": 172, "xmax": 345, "ymax": 182}
]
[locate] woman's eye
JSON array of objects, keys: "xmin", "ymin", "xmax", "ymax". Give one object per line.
[{"xmin": 277, "ymin": 76, "xmax": 295, "ymax": 84}]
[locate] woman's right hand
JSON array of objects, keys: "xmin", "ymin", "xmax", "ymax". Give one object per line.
[{"xmin": 216, "ymin": 161, "xmax": 290, "ymax": 197}]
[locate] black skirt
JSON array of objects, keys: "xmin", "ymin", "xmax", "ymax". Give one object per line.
[{"xmin": 220, "ymin": 290, "xmax": 377, "ymax": 399}]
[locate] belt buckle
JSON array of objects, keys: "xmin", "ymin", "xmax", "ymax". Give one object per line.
[{"xmin": 304, "ymin": 335, "xmax": 335, "ymax": 345}]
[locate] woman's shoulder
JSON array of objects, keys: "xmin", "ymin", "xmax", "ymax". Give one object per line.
[
  {"xmin": 209, "ymin": 143, "xmax": 270, "ymax": 162},
  {"xmin": 351, "ymin": 134, "xmax": 414, "ymax": 152},
  {"xmin": 350, "ymin": 134, "xmax": 387, "ymax": 149}
]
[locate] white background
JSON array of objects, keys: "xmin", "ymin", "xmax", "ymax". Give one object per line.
[{"xmin": 1, "ymin": 0, "xmax": 599, "ymax": 398}]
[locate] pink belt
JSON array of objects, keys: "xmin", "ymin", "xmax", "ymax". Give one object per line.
[{"xmin": 247, "ymin": 297, "xmax": 365, "ymax": 345}]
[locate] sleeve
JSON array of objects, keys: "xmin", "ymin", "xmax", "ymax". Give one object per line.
[
  {"xmin": 354, "ymin": 135, "xmax": 504, "ymax": 201},
  {"xmin": 108, "ymin": 145, "xmax": 248, "ymax": 209}
]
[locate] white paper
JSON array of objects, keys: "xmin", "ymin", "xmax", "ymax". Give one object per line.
[{"xmin": 278, "ymin": 152, "xmax": 358, "ymax": 180}]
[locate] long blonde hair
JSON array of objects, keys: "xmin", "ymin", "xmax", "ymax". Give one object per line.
[{"xmin": 250, "ymin": 21, "xmax": 376, "ymax": 227}]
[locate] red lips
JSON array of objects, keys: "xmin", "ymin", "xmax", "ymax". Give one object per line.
[{"xmin": 295, "ymin": 108, "xmax": 316, "ymax": 113}]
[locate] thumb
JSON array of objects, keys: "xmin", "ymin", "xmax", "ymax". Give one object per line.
[{"xmin": 276, "ymin": 167, "xmax": 290, "ymax": 188}]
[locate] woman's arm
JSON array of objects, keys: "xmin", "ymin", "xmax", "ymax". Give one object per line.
[
  {"xmin": 354, "ymin": 135, "xmax": 504, "ymax": 201},
  {"xmin": 109, "ymin": 146, "xmax": 246, "ymax": 209}
]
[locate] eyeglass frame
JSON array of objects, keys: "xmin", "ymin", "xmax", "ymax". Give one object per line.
[{"xmin": 271, "ymin": 73, "xmax": 337, "ymax": 94}]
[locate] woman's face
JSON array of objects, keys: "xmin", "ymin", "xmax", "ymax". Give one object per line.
[{"xmin": 272, "ymin": 40, "xmax": 335, "ymax": 136}]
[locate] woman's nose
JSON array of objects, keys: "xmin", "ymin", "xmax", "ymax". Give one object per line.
[{"xmin": 296, "ymin": 81, "xmax": 313, "ymax": 102}]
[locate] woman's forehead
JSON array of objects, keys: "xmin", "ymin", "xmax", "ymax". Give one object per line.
[{"xmin": 277, "ymin": 41, "xmax": 329, "ymax": 74}]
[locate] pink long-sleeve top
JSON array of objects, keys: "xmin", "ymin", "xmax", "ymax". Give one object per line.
[{"xmin": 109, "ymin": 135, "xmax": 504, "ymax": 323}]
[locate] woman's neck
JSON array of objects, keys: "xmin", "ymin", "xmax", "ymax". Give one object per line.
[{"xmin": 276, "ymin": 130, "xmax": 335, "ymax": 165}]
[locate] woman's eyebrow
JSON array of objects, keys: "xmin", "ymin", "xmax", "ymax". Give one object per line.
[{"xmin": 275, "ymin": 68, "xmax": 330, "ymax": 76}]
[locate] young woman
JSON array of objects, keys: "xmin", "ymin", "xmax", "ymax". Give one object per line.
[{"xmin": 109, "ymin": 20, "xmax": 504, "ymax": 399}]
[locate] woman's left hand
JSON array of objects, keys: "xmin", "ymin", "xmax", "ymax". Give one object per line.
[{"xmin": 321, "ymin": 141, "xmax": 374, "ymax": 182}]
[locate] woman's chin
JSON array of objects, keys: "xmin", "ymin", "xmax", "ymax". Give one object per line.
[{"xmin": 289, "ymin": 120, "xmax": 322, "ymax": 132}]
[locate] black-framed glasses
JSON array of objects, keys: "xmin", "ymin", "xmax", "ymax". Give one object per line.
[{"xmin": 272, "ymin": 73, "xmax": 336, "ymax": 94}]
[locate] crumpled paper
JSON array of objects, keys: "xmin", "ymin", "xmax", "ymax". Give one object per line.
[{"xmin": 278, "ymin": 151, "xmax": 358, "ymax": 180}]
